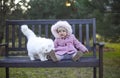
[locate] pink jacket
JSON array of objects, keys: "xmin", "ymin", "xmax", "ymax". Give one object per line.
[
  {"xmin": 51, "ymin": 21, "xmax": 88, "ymax": 55},
  {"xmin": 54, "ymin": 35, "xmax": 88, "ymax": 55}
]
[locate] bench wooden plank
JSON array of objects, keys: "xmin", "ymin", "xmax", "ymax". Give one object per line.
[{"xmin": 0, "ymin": 57, "xmax": 99, "ymax": 67}]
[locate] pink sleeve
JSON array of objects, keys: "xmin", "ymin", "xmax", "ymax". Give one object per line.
[{"xmin": 72, "ymin": 35, "xmax": 88, "ymax": 52}]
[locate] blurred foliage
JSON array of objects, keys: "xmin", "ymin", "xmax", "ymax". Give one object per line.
[
  {"xmin": 27, "ymin": 0, "xmax": 82, "ymax": 19},
  {"xmin": 0, "ymin": 0, "xmax": 120, "ymax": 42}
]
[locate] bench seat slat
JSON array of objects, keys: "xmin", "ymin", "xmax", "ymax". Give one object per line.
[{"xmin": 0, "ymin": 57, "xmax": 99, "ymax": 67}]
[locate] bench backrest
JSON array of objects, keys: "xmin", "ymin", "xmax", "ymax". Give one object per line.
[{"xmin": 5, "ymin": 18, "xmax": 96, "ymax": 57}]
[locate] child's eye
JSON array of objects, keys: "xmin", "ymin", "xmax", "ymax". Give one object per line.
[
  {"xmin": 58, "ymin": 30, "xmax": 61, "ymax": 32},
  {"xmin": 57, "ymin": 30, "xmax": 60, "ymax": 33},
  {"xmin": 62, "ymin": 30, "xmax": 66, "ymax": 32}
]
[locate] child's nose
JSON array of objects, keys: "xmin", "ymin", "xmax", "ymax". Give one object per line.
[{"xmin": 61, "ymin": 32, "xmax": 64, "ymax": 34}]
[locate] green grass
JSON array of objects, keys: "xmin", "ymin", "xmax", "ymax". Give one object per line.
[
  {"xmin": 0, "ymin": 43, "xmax": 120, "ymax": 78},
  {"xmin": 103, "ymin": 43, "xmax": 120, "ymax": 78},
  {"xmin": 104, "ymin": 43, "xmax": 120, "ymax": 58},
  {"xmin": 0, "ymin": 68, "xmax": 93, "ymax": 78}
]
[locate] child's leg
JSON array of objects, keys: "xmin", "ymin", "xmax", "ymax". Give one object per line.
[
  {"xmin": 63, "ymin": 53, "xmax": 73, "ymax": 60},
  {"xmin": 72, "ymin": 51, "xmax": 83, "ymax": 61},
  {"xmin": 56, "ymin": 53, "xmax": 73, "ymax": 61},
  {"xmin": 56, "ymin": 54, "xmax": 64, "ymax": 61}
]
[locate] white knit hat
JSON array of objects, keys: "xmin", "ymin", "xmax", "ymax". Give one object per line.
[{"xmin": 51, "ymin": 20, "xmax": 72, "ymax": 38}]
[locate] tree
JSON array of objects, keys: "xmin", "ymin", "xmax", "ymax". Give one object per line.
[
  {"xmin": 1, "ymin": 0, "xmax": 120, "ymax": 42},
  {"xmin": 0, "ymin": 0, "xmax": 10, "ymax": 43},
  {"xmin": 82, "ymin": 0, "xmax": 120, "ymax": 42},
  {"xmin": 102, "ymin": 0, "xmax": 120, "ymax": 42},
  {"xmin": 0, "ymin": 0, "xmax": 29, "ymax": 43},
  {"xmin": 27, "ymin": 0, "xmax": 84, "ymax": 19}
]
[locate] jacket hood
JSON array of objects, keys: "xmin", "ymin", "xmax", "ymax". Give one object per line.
[{"xmin": 51, "ymin": 20, "xmax": 72, "ymax": 38}]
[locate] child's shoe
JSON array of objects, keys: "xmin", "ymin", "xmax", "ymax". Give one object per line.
[
  {"xmin": 72, "ymin": 51, "xmax": 83, "ymax": 62},
  {"xmin": 48, "ymin": 50, "xmax": 58, "ymax": 62}
]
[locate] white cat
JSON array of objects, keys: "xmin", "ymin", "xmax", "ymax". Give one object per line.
[{"xmin": 21, "ymin": 25, "xmax": 55, "ymax": 61}]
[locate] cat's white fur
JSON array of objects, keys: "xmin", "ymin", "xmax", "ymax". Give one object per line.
[{"xmin": 21, "ymin": 25, "xmax": 54, "ymax": 61}]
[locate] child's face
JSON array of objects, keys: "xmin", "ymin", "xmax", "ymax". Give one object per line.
[{"xmin": 57, "ymin": 27, "xmax": 67, "ymax": 38}]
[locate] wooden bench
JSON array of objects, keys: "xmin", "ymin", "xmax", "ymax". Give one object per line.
[{"xmin": 0, "ymin": 18, "xmax": 104, "ymax": 78}]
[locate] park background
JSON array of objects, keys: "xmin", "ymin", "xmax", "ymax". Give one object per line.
[{"xmin": 0, "ymin": 0, "xmax": 120, "ymax": 78}]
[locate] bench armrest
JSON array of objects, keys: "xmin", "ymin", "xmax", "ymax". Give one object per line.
[
  {"xmin": 0, "ymin": 43, "xmax": 8, "ymax": 57},
  {"xmin": 95, "ymin": 42, "xmax": 105, "ymax": 58},
  {"xmin": 95, "ymin": 42, "xmax": 105, "ymax": 47},
  {"xmin": 0, "ymin": 43, "xmax": 7, "ymax": 46}
]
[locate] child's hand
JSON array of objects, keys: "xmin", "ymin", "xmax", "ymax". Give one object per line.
[{"xmin": 84, "ymin": 50, "xmax": 89, "ymax": 53}]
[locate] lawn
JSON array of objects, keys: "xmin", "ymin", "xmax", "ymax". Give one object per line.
[
  {"xmin": 0, "ymin": 43, "xmax": 120, "ymax": 78},
  {"xmin": 103, "ymin": 43, "xmax": 120, "ymax": 78}
]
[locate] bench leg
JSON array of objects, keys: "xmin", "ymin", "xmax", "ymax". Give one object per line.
[
  {"xmin": 99, "ymin": 65, "xmax": 103, "ymax": 78},
  {"xmin": 99, "ymin": 45, "xmax": 103, "ymax": 78},
  {"xmin": 5, "ymin": 67, "xmax": 9, "ymax": 78},
  {"xmin": 93, "ymin": 67, "xmax": 97, "ymax": 78}
]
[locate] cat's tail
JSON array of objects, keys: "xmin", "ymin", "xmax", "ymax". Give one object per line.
[
  {"xmin": 21, "ymin": 25, "xmax": 29, "ymax": 32},
  {"xmin": 21, "ymin": 25, "xmax": 36, "ymax": 39}
]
